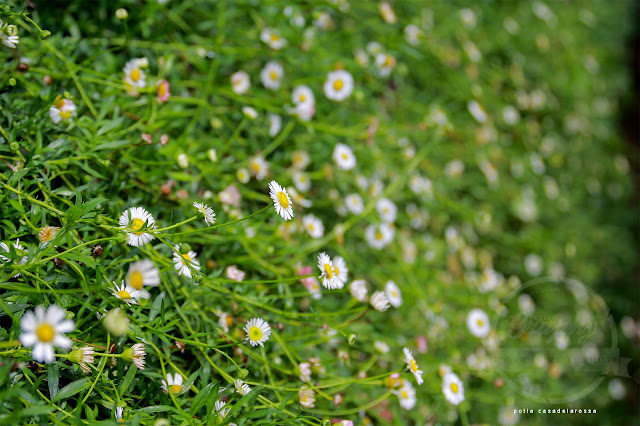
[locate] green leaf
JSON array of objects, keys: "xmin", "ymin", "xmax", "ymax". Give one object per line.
[
  {"xmin": 189, "ymin": 381, "xmax": 217, "ymax": 415},
  {"xmin": 139, "ymin": 405, "xmax": 174, "ymax": 414},
  {"xmin": 119, "ymin": 365, "xmax": 137, "ymax": 398},
  {"xmin": 47, "ymin": 363, "xmax": 59, "ymax": 400},
  {"xmin": 52, "ymin": 378, "xmax": 91, "ymax": 403}
]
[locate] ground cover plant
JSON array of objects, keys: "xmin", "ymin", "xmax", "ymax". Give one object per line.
[{"xmin": 0, "ymin": 0, "xmax": 638, "ymax": 424}]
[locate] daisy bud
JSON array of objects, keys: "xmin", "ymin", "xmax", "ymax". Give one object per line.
[
  {"xmin": 103, "ymin": 308, "xmax": 129, "ymax": 336},
  {"xmin": 348, "ymin": 334, "xmax": 357, "ymax": 345},
  {"xmin": 333, "ymin": 393, "xmax": 343, "ymax": 406},
  {"xmin": 141, "ymin": 133, "xmax": 152, "ymax": 144},
  {"xmin": 210, "ymin": 117, "xmax": 223, "ymax": 129},
  {"xmin": 43, "ymin": 75, "xmax": 52, "ymax": 85},
  {"xmin": 122, "ymin": 343, "xmax": 146, "ymax": 370},
  {"xmin": 207, "ymin": 149, "xmax": 217, "ymax": 162},
  {"xmin": 192, "ymin": 272, "xmax": 204, "ymax": 284},
  {"xmin": 69, "ymin": 347, "xmax": 95, "ymax": 374},
  {"xmin": 238, "ymin": 368, "xmax": 249, "ymax": 379},
  {"xmin": 115, "ymin": 8, "xmax": 128, "ymax": 19},
  {"xmin": 159, "ymin": 134, "xmax": 169, "ymax": 145},
  {"xmin": 10, "ymin": 142, "xmax": 19, "ymax": 151}
]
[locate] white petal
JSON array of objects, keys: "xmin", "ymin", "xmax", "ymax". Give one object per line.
[
  {"xmin": 56, "ymin": 319, "xmax": 75, "ymax": 334},
  {"xmin": 19, "ymin": 332, "xmax": 37, "ymax": 347}
]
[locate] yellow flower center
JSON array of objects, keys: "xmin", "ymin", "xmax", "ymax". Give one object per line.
[
  {"xmin": 277, "ymin": 192, "xmax": 289, "ymax": 209},
  {"xmin": 301, "ymin": 394, "xmax": 308, "ymax": 402},
  {"xmin": 342, "ymin": 153, "xmax": 349, "ymax": 160},
  {"xmin": 54, "ymin": 98, "xmax": 65, "ymax": 108},
  {"xmin": 181, "ymin": 253, "xmax": 191, "ymax": 265},
  {"xmin": 333, "ymin": 79, "xmax": 344, "ymax": 91},
  {"xmin": 130, "ymin": 69, "xmax": 141, "ymax": 82},
  {"xmin": 299, "ymin": 94, "xmax": 306, "ymax": 102},
  {"xmin": 334, "ymin": 266, "xmax": 340, "ymax": 276},
  {"xmin": 169, "ymin": 384, "xmax": 182, "ymax": 394},
  {"xmin": 401, "ymin": 390, "xmax": 408, "ymax": 398},
  {"xmin": 308, "ymin": 224, "xmax": 314, "ymax": 231},
  {"xmin": 117, "ymin": 289, "xmax": 132, "ymax": 299},
  {"xmin": 270, "ymin": 34, "xmax": 280, "ymax": 42},
  {"xmin": 249, "ymin": 326, "xmax": 263, "ymax": 341},
  {"xmin": 40, "ymin": 227, "xmax": 53, "ymax": 242},
  {"xmin": 384, "ymin": 55, "xmax": 394, "ymax": 67},
  {"xmin": 158, "ymin": 83, "xmax": 166, "ymax": 97},
  {"xmin": 269, "ymin": 71, "xmax": 278, "ymax": 81},
  {"xmin": 251, "ymin": 162, "xmax": 261, "ymax": 172},
  {"xmin": 130, "ymin": 271, "xmax": 144, "ymax": 290},
  {"xmin": 477, "ymin": 319, "xmax": 483, "ymax": 327},
  {"xmin": 409, "ymin": 359, "xmax": 418, "ymax": 372},
  {"xmin": 226, "ymin": 316, "xmax": 233, "ymax": 326},
  {"xmin": 60, "ymin": 109, "xmax": 72, "ymax": 120},
  {"xmin": 450, "ymin": 383, "xmax": 459, "ymax": 393},
  {"xmin": 130, "ymin": 218, "xmax": 146, "ymax": 235},
  {"xmin": 375, "ymin": 232, "xmax": 383, "ymax": 240},
  {"xmin": 324, "ymin": 263, "xmax": 333, "ymax": 278},
  {"xmin": 36, "ymin": 323, "xmax": 55, "ymax": 343}
]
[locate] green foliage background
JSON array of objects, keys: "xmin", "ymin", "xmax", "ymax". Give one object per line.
[{"xmin": 0, "ymin": 0, "xmax": 638, "ymax": 425}]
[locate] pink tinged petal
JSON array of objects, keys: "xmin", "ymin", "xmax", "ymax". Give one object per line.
[
  {"xmin": 56, "ymin": 319, "xmax": 75, "ymax": 334},
  {"xmin": 19, "ymin": 332, "xmax": 37, "ymax": 347},
  {"xmin": 53, "ymin": 334, "xmax": 72, "ymax": 349}
]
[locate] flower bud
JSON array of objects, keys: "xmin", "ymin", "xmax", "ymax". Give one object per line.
[
  {"xmin": 115, "ymin": 8, "xmax": 128, "ymax": 19},
  {"xmin": 103, "ymin": 308, "xmax": 129, "ymax": 336}
]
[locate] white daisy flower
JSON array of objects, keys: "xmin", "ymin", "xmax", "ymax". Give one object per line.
[
  {"xmin": 261, "ymin": 61, "xmax": 283, "ymax": 90},
  {"xmin": 125, "ymin": 259, "xmax": 160, "ymax": 301},
  {"xmin": 332, "ymin": 256, "xmax": 348, "ymax": 288},
  {"xmin": 244, "ymin": 317, "xmax": 271, "ymax": 347},
  {"xmin": 499, "ymin": 406, "xmax": 520, "ymax": 425},
  {"xmin": 370, "ymin": 291, "xmax": 390, "ymax": 312},
  {"xmin": 332, "ymin": 143, "xmax": 356, "ymax": 170},
  {"xmin": 260, "ymin": 28, "xmax": 287, "ymax": 49},
  {"xmin": 345, "ymin": 193, "xmax": 364, "ymax": 215},
  {"xmin": 115, "ymin": 406, "xmax": 124, "ymax": 423},
  {"xmin": 0, "ymin": 20, "xmax": 19, "ymax": 49},
  {"xmin": 193, "ymin": 202, "xmax": 216, "ymax": 226},
  {"xmin": 215, "ymin": 308, "xmax": 232, "ymax": 333},
  {"xmin": 268, "ymin": 180, "xmax": 294, "ymax": 220},
  {"xmin": 467, "ymin": 309, "xmax": 490, "ymax": 338},
  {"xmin": 19, "ymin": 305, "xmax": 74, "ymax": 363},
  {"xmin": 215, "ymin": 400, "xmax": 230, "ymax": 418},
  {"xmin": 460, "ymin": 8, "xmax": 477, "ymax": 28},
  {"xmin": 376, "ymin": 198, "xmax": 397, "ymax": 223},
  {"xmin": 298, "ymin": 361, "xmax": 312, "ymax": 382},
  {"xmin": 161, "ymin": 373, "xmax": 184, "ymax": 394},
  {"xmin": 394, "ymin": 382, "xmax": 417, "ymax": 410},
  {"xmin": 249, "ymin": 156, "xmax": 269, "ymax": 180},
  {"xmin": 404, "ymin": 24, "xmax": 422, "ymax": 46},
  {"xmin": 293, "ymin": 171, "xmax": 311, "ymax": 192},
  {"xmin": 303, "ymin": 214, "xmax": 324, "ymax": 239},
  {"xmin": 323, "ymin": 70, "xmax": 354, "ymax": 101},
  {"xmin": 231, "ymin": 70, "xmax": 250, "ymax": 95},
  {"xmin": 467, "ymin": 100, "xmax": 488, "ymax": 123},
  {"xmin": 442, "ymin": 372, "xmax": 465, "ymax": 405},
  {"xmin": 49, "ymin": 98, "xmax": 77, "ymax": 124},
  {"xmin": 172, "ymin": 245, "xmax": 200, "ymax": 278},
  {"xmin": 38, "ymin": 225, "xmax": 60, "ymax": 245},
  {"xmin": 555, "ymin": 330, "xmax": 569, "ymax": 350},
  {"xmin": 292, "ymin": 150, "xmax": 310, "ymax": 170},
  {"xmin": 118, "ymin": 207, "xmax": 156, "ymax": 247},
  {"xmin": 525, "ymin": 253, "xmax": 543, "ymax": 276},
  {"xmin": 123, "ymin": 58, "xmax": 147, "ymax": 94},
  {"xmin": 269, "ymin": 113, "xmax": 282, "ymax": 137},
  {"xmin": 129, "ymin": 343, "xmax": 146, "ymax": 370},
  {"xmin": 403, "ymin": 348, "xmax": 424, "ymax": 385},
  {"xmin": 374, "ymin": 340, "xmax": 390, "ymax": 354},
  {"xmin": 242, "ymin": 106, "xmax": 258, "ymax": 120},
  {"xmin": 292, "ymin": 85, "xmax": 315, "ymax": 107},
  {"xmin": 234, "ymin": 379, "xmax": 251, "ymax": 395},
  {"xmin": 298, "ymin": 387, "xmax": 315, "ymax": 408},
  {"xmin": 385, "ymin": 281, "xmax": 402, "ymax": 307},
  {"xmin": 288, "ymin": 187, "xmax": 312, "ymax": 208},
  {"xmin": 0, "ymin": 240, "xmax": 28, "ymax": 277},
  {"xmin": 350, "ymin": 279, "xmax": 368, "ymax": 302},
  {"xmin": 365, "ymin": 223, "xmax": 394, "ymax": 249},
  {"xmin": 379, "ymin": 2, "xmax": 397, "ymax": 23},
  {"xmin": 111, "ymin": 281, "xmax": 141, "ymax": 305},
  {"xmin": 317, "ymin": 252, "xmax": 341, "ymax": 290},
  {"xmin": 375, "ymin": 53, "xmax": 396, "ymax": 77}
]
